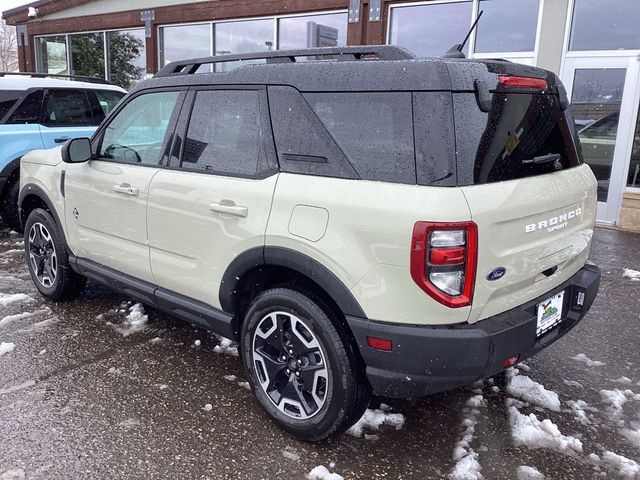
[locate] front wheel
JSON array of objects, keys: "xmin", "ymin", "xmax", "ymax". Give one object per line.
[
  {"xmin": 24, "ymin": 208, "xmax": 85, "ymax": 301},
  {"xmin": 241, "ymin": 288, "xmax": 371, "ymax": 441}
]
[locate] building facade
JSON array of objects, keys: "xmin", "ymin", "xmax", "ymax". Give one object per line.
[{"xmin": 3, "ymin": 0, "xmax": 640, "ymax": 231}]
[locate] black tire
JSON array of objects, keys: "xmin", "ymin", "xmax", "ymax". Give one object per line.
[
  {"xmin": 24, "ymin": 208, "xmax": 85, "ymax": 301},
  {"xmin": 1, "ymin": 178, "xmax": 22, "ymax": 232},
  {"xmin": 241, "ymin": 287, "xmax": 371, "ymax": 441}
]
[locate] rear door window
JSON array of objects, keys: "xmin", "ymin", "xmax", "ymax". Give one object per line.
[
  {"xmin": 304, "ymin": 92, "xmax": 416, "ymax": 184},
  {"xmin": 43, "ymin": 89, "xmax": 94, "ymax": 127},
  {"xmin": 0, "ymin": 90, "xmax": 24, "ymax": 122}
]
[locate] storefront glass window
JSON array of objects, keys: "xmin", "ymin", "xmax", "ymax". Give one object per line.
[
  {"xmin": 214, "ymin": 19, "xmax": 274, "ymax": 71},
  {"xmin": 570, "ymin": 0, "xmax": 640, "ymax": 51},
  {"xmin": 278, "ymin": 13, "xmax": 347, "ymax": 49},
  {"xmin": 107, "ymin": 29, "xmax": 146, "ymax": 89},
  {"xmin": 160, "ymin": 24, "xmax": 211, "ymax": 67},
  {"xmin": 629, "ymin": 115, "xmax": 640, "ymax": 189},
  {"xmin": 389, "ymin": 2, "xmax": 473, "ymax": 58},
  {"xmin": 474, "ymin": 0, "xmax": 540, "ymax": 53},
  {"xmin": 36, "ymin": 36, "xmax": 68, "ymax": 74},
  {"xmin": 69, "ymin": 32, "xmax": 105, "ymax": 78}
]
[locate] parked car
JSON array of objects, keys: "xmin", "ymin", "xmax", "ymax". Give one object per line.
[
  {"xmin": 0, "ymin": 73, "xmax": 126, "ymax": 231},
  {"xmin": 18, "ymin": 46, "xmax": 600, "ymax": 441}
]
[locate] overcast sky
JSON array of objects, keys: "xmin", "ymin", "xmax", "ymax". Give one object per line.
[{"xmin": 2, "ymin": 0, "xmax": 34, "ymax": 16}]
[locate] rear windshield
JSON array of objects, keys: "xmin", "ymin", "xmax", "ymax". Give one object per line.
[
  {"xmin": 453, "ymin": 92, "xmax": 581, "ymax": 185},
  {"xmin": 0, "ymin": 90, "xmax": 23, "ymax": 122}
]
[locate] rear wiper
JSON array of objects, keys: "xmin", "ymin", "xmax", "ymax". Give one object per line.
[{"xmin": 522, "ymin": 153, "xmax": 562, "ymax": 167}]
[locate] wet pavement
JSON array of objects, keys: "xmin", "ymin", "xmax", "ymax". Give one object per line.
[{"xmin": 0, "ymin": 225, "xmax": 639, "ymax": 479}]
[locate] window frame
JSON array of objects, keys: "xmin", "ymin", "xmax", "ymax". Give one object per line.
[
  {"xmin": 171, "ymin": 85, "xmax": 278, "ymax": 180},
  {"xmin": 91, "ymin": 87, "xmax": 187, "ymax": 169},
  {"xmin": 4, "ymin": 88, "xmax": 45, "ymax": 125}
]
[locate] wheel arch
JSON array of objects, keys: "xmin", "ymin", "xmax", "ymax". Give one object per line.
[{"xmin": 18, "ymin": 183, "xmax": 70, "ymax": 253}]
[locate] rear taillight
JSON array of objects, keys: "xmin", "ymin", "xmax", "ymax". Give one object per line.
[
  {"xmin": 410, "ymin": 221, "xmax": 478, "ymax": 308},
  {"xmin": 498, "ymin": 75, "xmax": 548, "ymax": 90}
]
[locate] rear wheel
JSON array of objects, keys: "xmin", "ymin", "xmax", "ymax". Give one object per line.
[
  {"xmin": 24, "ymin": 208, "xmax": 84, "ymax": 301},
  {"xmin": 1, "ymin": 178, "xmax": 22, "ymax": 232},
  {"xmin": 241, "ymin": 287, "xmax": 371, "ymax": 441}
]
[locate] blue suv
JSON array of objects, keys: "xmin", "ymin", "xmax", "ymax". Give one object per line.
[{"xmin": 0, "ymin": 72, "xmax": 126, "ymax": 230}]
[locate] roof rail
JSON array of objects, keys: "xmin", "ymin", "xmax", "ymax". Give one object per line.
[
  {"xmin": 155, "ymin": 45, "xmax": 415, "ymax": 77},
  {"xmin": 0, "ymin": 71, "xmax": 112, "ymax": 85}
]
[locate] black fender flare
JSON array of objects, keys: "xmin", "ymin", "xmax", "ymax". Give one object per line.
[
  {"xmin": 0, "ymin": 157, "xmax": 20, "ymax": 179},
  {"xmin": 219, "ymin": 246, "xmax": 367, "ymax": 319},
  {"xmin": 18, "ymin": 182, "xmax": 71, "ymax": 253}
]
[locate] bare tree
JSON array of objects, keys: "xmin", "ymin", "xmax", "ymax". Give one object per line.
[{"xmin": 0, "ymin": 20, "xmax": 18, "ymax": 72}]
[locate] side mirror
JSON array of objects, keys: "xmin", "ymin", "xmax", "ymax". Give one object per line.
[{"xmin": 61, "ymin": 137, "xmax": 92, "ymax": 163}]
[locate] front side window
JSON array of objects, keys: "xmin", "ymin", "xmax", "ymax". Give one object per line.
[
  {"xmin": 182, "ymin": 90, "xmax": 263, "ymax": 176},
  {"xmin": 43, "ymin": 89, "xmax": 94, "ymax": 127},
  {"xmin": 99, "ymin": 91, "xmax": 180, "ymax": 165},
  {"xmin": 474, "ymin": 0, "xmax": 540, "ymax": 53},
  {"xmin": 304, "ymin": 92, "xmax": 416, "ymax": 184}
]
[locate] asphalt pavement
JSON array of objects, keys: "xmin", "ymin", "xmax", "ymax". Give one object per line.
[{"xmin": 0, "ymin": 226, "xmax": 639, "ymax": 480}]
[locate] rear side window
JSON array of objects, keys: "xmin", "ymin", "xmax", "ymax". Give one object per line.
[
  {"xmin": 182, "ymin": 90, "xmax": 263, "ymax": 176},
  {"xmin": 7, "ymin": 90, "xmax": 43, "ymax": 124},
  {"xmin": 43, "ymin": 89, "xmax": 94, "ymax": 127},
  {"xmin": 0, "ymin": 90, "xmax": 23, "ymax": 122},
  {"xmin": 454, "ymin": 92, "xmax": 581, "ymax": 185},
  {"xmin": 94, "ymin": 90, "xmax": 125, "ymax": 117},
  {"xmin": 304, "ymin": 92, "xmax": 416, "ymax": 184}
]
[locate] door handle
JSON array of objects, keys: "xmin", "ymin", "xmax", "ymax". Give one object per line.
[
  {"xmin": 54, "ymin": 137, "xmax": 70, "ymax": 144},
  {"xmin": 113, "ymin": 184, "xmax": 139, "ymax": 196},
  {"xmin": 209, "ymin": 202, "xmax": 248, "ymax": 218}
]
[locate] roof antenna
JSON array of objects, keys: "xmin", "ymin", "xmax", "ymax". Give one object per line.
[{"xmin": 442, "ymin": 10, "xmax": 483, "ymax": 59}]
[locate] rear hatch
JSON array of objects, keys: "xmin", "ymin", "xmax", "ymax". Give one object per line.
[{"xmin": 445, "ymin": 60, "xmax": 597, "ymax": 323}]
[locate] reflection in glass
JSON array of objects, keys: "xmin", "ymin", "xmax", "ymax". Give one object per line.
[
  {"xmin": 107, "ymin": 30, "xmax": 146, "ymax": 90},
  {"xmin": 37, "ymin": 36, "xmax": 68, "ymax": 74},
  {"xmin": 571, "ymin": 68, "xmax": 626, "ymax": 202},
  {"xmin": 629, "ymin": 110, "xmax": 640, "ymax": 189},
  {"xmin": 69, "ymin": 32, "xmax": 105, "ymax": 78},
  {"xmin": 215, "ymin": 19, "xmax": 274, "ymax": 72},
  {"xmin": 278, "ymin": 13, "xmax": 347, "ymax": 49},
  {"xmin": 161, "ymin": 24, "xmax": 211, "ymax": 66},
  {"xmin": 389, "ymin": 2, "xmax": 473, "ymax": 58},
  {"xmin": 475, "ymin": 0, "xmax": 540, "ymax": 53},
  {"xmin": 570, "ymin": 0, "xmax": 640, "ymax": 51}
]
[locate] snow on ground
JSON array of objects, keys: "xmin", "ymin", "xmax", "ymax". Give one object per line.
[
  {"xmin": 213, "ymin": 335, "xmax": 238, "ymax": 356},
  {"xmin": 0, "ymin": 469, "xmax": 25, "ymax": 480},
  {"xmin": 306, "ymin": 465, "xmax": 344, "ymax": 480},
  {"xmin": 507, "ymin": 403, "xmax": 583, "ymax": 455},
  {"xmin": 506, "ymin": 369, "xmax": 561, "ymax": 412},
  {"xmin": 282, "ymin": 450, "xmax": 300, "ymax": 462},
  {"xmin": 562, "ymin": 379, "xmax": 584, "ymax": 389},
  {"xmin": 0, "ymin": 380, "xmax": 35, "ymax": 395},
  {"xmin": 202, "ymin": 404, "xmax": 212, "ymax": 412},
  {"xmin": 599, "ymin": 389, "xmax": 640, "ymax": 418},
  {"xmin": 346, "ymin": 404, "xmax": 405, "ymax": 438},
  {"xmin": 622, "ymin": 268, "xmax": 640, "ymax": 281},
  {"xmin": 516, "ymin": 465, "xmax": 545, "ymax": 479},
  {"xmin": 109, "ymin": 303, "xmax": 148, "ymax": 337},
  {"xmin": 612, "ymin": 376, "xmax": 634, "ymax": 385},
  {"xmin": 570, "ymin": 353, "xmax": 605, "ymax": 367},
  {"xmin": 621, "ymin": 425, "xmax": 640, "ymax": 450},
  {"xmin": 0, "ymin": 311, "xmax": 35, "ymax": 326},
  {"xmin": 565, "ymin": 399, "xmax": 598, "ymax": 426},
  {"xmin": 0, "ymin": 342, "xmax": 16, "ymax": 356},
  {"xmin": 0, "ymin": 293, "xmax": 31, "ymax": 308},
  {"xmin": 448, "ymin": 394, "xmax": 486, "ymax": 480},
  {"xmin": 601, "ymin": 451, "xmax": 640, "ymax": 478}
]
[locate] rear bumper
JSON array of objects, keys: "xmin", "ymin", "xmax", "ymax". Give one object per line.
[{"xmin": 347, "ymin": 262, "xmax": 600, "ymax": 399}]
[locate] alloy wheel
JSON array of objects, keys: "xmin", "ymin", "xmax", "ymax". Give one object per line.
[{"xmin": 28, "ymin": 222, "xmax": 57, "ymax": 288}]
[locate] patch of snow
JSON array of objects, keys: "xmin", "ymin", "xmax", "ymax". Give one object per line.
[
  {"xmin": 38, "ymin": 348, "xmax": 46, "ymax": 355},
  {"xmin": 612, "ymin": 376, "xmax": 633, "ymax": 385},
  {"xmin": 507, "ymin": 369, "xmax": 561, "ymax": 411},
  {"xmin": 566, "ymin": 399, "xmax": 598, "ymax": 426},
  {"xmin": 518, "ymin": 363, "xmax": 531, "ymax": 372},
  {"xmin": 621, "ymin": 426, "xmax": 640, "ymax": 450},
  {"xmin": 491, "ymin": 386, "xmax": 500, "ymax": 393},
  {"xmin": 467, "ymin": 395, "xmax": 486, "ymax": 408},
  {"xmin": 601, "ymin": 451, "xmax": 640, "ymax": 478},
  {"xmin": 0, "ymin": 293, "xmax": 30, "ymax": 307},
  {"xmin": 282, "ymin": 450, "xmax": 300, "ymax": 462},
  {"xmin": 237, "ymin": 381, "xmax": 251, "ymax": 390},
  {"xmin": 158, "ymin": 384, "xmax": 168, "ymax": 390},
  {"xmin": 507, "ymin": 405, "xmax": 583, "ymax": 454},
  {"xmin": 346, "ymin": 407, "xmax": 405, "ymax": 438},
  {"xmin": 223, "ymin": 375, "xmax": 237, "ymax": 382},
  {"xmin": 213, "ymin": 335, "xmax": 238, "ymax": 356},
  {"xmin": 364, "ymin": 434, "xmax": 380, "ymax": 441},
  {"xmin": 148, "ymin": 337, "xmax": 162, "ymax": 345},
  {"xmin": 194, "ymin": 339, "xmax": 201, "ymax": 347},
  {"xmin": 516, "ymin": 466, "xmax": 545, "ymax": 480},
  {"xmin": 622, "ymin": 268, "xmax": 640, "ymax": 281},
  {"xmin": 599, "ymin": 389, "xmax": 640, "ymax": 418},
  {"xmin": 570, "ymin": 353, "xmax": 604, "ymax": 367},
  {"xmin": 0, "ymin": 342, "xmax": 16, "ymax": 356},
  {"xmin": 450, "ymin": 451, "xmax": 483, "ymax": 480},
  {"xmin": 307, "ymin": 466, "xmax": 343, "ymax": 480},
  {"xmin": 203, "ymin": 404, "xmax": 212, "ymax": 412},
  {"xmin": 111, "ymin": 303, "xmax": 148, "ymax": 337},
  {"xmin": 0, "ymin": 469, "xmax": 25, "ymax": 480},
  {"xmin": 562, "ymin": 379, "xmax": 584, "ymax": 389},
  {"xmin": 0, "ymin": 380, "xmax": 35, "ymax": 395},
  {"xmin": 0, "ymin": 311, "xmax": 35, "ymax": 326},
  {"xmin": 117, "ymin": 418, "xmax": 140, "ymax": 429},
  {"xmin": 449, "ymin": 395, "xmax": 486, "ymax": 480}
]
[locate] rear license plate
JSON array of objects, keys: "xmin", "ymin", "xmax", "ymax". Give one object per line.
[{"xmin": 536, "ymin": 291, "xmax": 564, "ymax": 337}]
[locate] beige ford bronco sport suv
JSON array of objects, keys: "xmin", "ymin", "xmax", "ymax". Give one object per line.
[{"xmin": 18, "ymin": 46, "xmax": 600, "ymax": 441}]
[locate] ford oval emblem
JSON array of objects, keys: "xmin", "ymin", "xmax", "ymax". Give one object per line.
[{"xmin": 486, "ymin": 267, "xmax": 507, "ymax": 281}]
